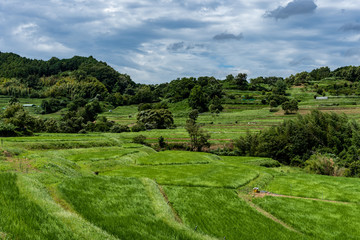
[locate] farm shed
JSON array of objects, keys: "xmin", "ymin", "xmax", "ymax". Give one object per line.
[
  {"xmin": 23, "ymin": 104, "xmax": 36, "ymax": 107},
  {"xmin": 316, "ymin": 97, "xmax": 328, "ymax": 100}
]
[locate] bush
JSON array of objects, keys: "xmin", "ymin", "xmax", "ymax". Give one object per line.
[
  {"xmin": 305, "ymin": 153, "xmax": 345, "ymax": 176},
  {"xmin": 78, "ymin": 129, "xmax": 87, "ymax": 134},
  {"xmin": 345, "ymin": 161, "xmax": 360, "ymax": 177},
  {"xmin": 132, "ymin": 135, "xmax": 146, "ymax": 144},
  {"xmin": 269, "ymin": 108, "xmax": 278, "ymax": 112},
  {"xmin": 131, "ymin": 123, "xmax": 145, "ymax": 132},
  {"xmin": 137, "ymin": 109, "xmax": 174, "ymax": 129},
  {"xmin": 110, "ymin": 124, "xmax": 130, "ymax": 133},
  {"xmin": 166, "ymin": 143, "xmax": 188, "ymax": 151},
  {"xmin": 158, "ymin": 136, "xmax": 166, "ymax": 148},
  {"xmin": 0, "ymin": 122, "xmax": 18, "ymax": 137},
  {"xmin": 260, "ymin": 160, "xmax": 281, "ymax": 168}
]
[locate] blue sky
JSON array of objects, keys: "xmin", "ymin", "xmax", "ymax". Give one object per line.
[{"xmin": 0, "ymin": 0, "xmax": 359, "ymax": 83}]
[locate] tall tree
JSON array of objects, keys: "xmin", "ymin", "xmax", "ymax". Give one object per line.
[
  {"xmin": 234, "ymin": 73, "xmax": 248, "ymax": 90},
  {"xmin": 188, "ymin": 85, "xmax": 208, "ymax": 112},
  {"xmin": 185, "ymin": 117, "xmax": 210, "ymax": 152}
]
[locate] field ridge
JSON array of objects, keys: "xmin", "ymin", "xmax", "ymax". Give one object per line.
[
  {"xmin": 254, "ymin": 192, "xmax": 352, "ymax": 204},
  {"xmin": 238, "ymin": 192, "xmax": 301, "ymax": 234},
  {"xmin": 157, "ymin": 184, "xmax": 183, "ymax": 223}
]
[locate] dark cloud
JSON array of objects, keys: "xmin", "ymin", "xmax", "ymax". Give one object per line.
[
  {"xmin": 213, "ymin": 33, "xmax": 243, "ymax": 41},
  {"xmin": 344, "ymin": 48, "xmax": 360, "ymax": 57},
  {"xmin": 264, "ymin": 0, "xmax": 317, "ymax": 19},
  {"xmin": 148, "ymin": 18, "xmax": 210, "ymax": 29},
  {"xmin": 289, "ymin": 57, "xmax": 313, "ymax": 66},
  {"xmin": 167, "ymin": 42, "xmax": 205, "ymax": 52},
  {"xmin": 167, "ymin": 42, "xmax": 185, "ymax": 51},
  {"xmin": 340, "ymin": 23, "xmax": 360, "ymax": 32}
]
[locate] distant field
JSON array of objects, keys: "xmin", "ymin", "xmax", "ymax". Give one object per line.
[{"xmin": 3, "ymin": 85, "xmax": 360, "ymax": 146}]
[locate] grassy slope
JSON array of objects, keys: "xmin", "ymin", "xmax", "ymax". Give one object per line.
[
  {"xmin": 58, "ymin": 176, "xmax": 204, "ymax": 240},
  {"xmin": 254, "ymin": 197, "xmax": 360, "ymax": 240},
  {"xmin": 265, "ymin": 173, "xmax": 360, "ymax": 203},
  {"xmin": 2, "ymin": 81, "xmax": 360, "ymax": 239},
  {"xmin": 163, "ymin": 186, "xmax": 304, "ymax": 240}
]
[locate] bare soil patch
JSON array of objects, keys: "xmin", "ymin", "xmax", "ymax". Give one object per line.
[{"xmin": 275, "ymin": 107, "xmax": 360, "ymax": 116}]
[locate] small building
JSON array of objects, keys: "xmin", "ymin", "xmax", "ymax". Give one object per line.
[
  {"xmin": 316, "ymin": 97, "xmax": 328, "ymax": 100},
  {"xmin": 23, "ymin": 104, "xmax": 36, "ymax": 107}
]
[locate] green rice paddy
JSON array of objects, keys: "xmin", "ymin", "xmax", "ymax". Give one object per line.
[{"xmin": 1, "ymin": 86, "xmax": 360, "ymax": 239}]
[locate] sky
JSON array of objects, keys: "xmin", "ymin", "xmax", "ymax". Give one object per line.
[{"xmin": 0, "ymin": 0, "xmax": 360, "ymax": 84}]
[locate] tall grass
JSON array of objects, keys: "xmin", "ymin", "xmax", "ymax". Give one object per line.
[
  {"xmin": 0, "ymin": 173, "xmax": 75, "ymax": 240},
  {"xmin": 137, "ymin": 151, "xmax": 221, "ymax": 165},
  {"xmin": 163, "ymin": 186, "xmax": 304, "ymax": 240},
  {"xmin": 254, "ymin": 196, "xmax": 360, "ymax": 239},
  {"xmin": 58, "ymin": 176, "xmax": 202, "ymax": 240},
  {"xmin": 265, "ymin": 173, "xmax": 360, "ymax": 203},
  {"xmin": 106, "ymin": 163, "xmax": 259, "ymax": 188}
]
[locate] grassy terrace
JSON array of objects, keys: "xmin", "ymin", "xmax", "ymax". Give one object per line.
[
  {"xmin": 1, "ymin": 85, "xmax": 360, "ymax": 239},
  {"xmin": 0, "ymin": 133, "xmax": 360, "ymax": 239}
]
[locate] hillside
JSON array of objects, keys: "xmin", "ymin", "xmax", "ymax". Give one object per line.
[
  {"xmin": 1, "ymin": 52, "xmax": 360, "ymax": 239},
  {"xmin": 1, "ymin": 135, "xmax": 360, "ymax": 239}
]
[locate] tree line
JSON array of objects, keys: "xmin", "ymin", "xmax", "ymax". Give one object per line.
[{"xmin": 234, "ymin": 110, "xmax": 360, "ymax": 177}]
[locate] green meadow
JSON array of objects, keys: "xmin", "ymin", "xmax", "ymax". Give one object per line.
[
  {"xmin": 0, "ymin": 131, "xmax": 359, "ymax": 239},
  {"xmin": 1, "ymin": 85, "xmax": 360, "ymax": 239}
]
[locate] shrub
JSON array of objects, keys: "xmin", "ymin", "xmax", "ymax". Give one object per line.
[
  {"xmin": 131, "ymin": 123, "xmax": 145, "ymax": 132},
  {"xmin": 345, "ymin": 161, "xmax": 360, "ymax": 177},
  {"xmin": 110, "ymin": 124, "xmax": 130, "ymax": 133},
  {"xmin": 166, "ymin": 143, "xmax": 188, "ymax": 151},
  {"xmin": 78, "ymin": 129, "xmax": 87, "ymax": 134},
  {"xmin": 137, "ymin": 109, "xmax": 174, "ymax": 129},
  {"xmin": 260, "ymin": 160, "xmax": 281, "ymax": 168},
  {"xmin": 305, "ymin": 153, "xmax": 345, "ymax": 176},
  {"xmin": 0, "ymin": 122, "xmax": 18, "ymax": 137},
  {"xmin": 132, "ymin": 135, "xmax": 146, "ymax": 144},
  {"xmin": 158, "ymin": 136, "xmax": 166, "ymax": 148}
]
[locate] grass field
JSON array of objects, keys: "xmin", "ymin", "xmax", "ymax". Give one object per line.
[
  {"xmin": 0, "ymin": 133, "xmax": 360, "ymax": 239},
  {"xmin": 254, "ymin": 197, "xmax": 360, "ymax": 240},
  {"xmin": 163, "ymin": 186, "xmax": 303, "ymax": 240},
  {"xmin": 1, "ymin": 85, "xmax": 360, "ymax": 239}
]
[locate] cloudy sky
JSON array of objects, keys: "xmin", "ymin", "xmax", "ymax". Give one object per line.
[{"xmin": 1, "ymin": 0, "xmax": 359, "ymax": 83}]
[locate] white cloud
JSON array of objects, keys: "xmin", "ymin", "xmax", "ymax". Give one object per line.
[
  {"xmin": 12, "ymin": 23, "xmax": 73, "ymax": 55},
  {"xmin": 0, "ymin": 0, "xmax": 359, "ymax": 83}
]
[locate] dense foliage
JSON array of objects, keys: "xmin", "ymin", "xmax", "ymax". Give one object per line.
[
  {"xmin": 137, "ymin": 109, "xmax": 174, "ymax": 129},
  {"xmin": 234, "ymin": 110, "xmax": 360, "ymax": 176}
]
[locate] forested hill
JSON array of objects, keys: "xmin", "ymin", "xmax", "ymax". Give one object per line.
[
  {"xmin": 0, "ymin": 52, "xmax": 135, "ymax": 94},
  {"xmin": 2, "ymin": 51, "xmax": 360, "ymax": 107}
]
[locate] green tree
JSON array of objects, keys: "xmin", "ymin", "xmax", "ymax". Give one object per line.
[
  {"xmin": 1, "ymin": 103, "xmax": 41, "ymax": 135},
  {"xmin": 185, "ymin": 118, "xmax": 210, "ymax": 152},
  {"xmin": 272, "ymin": 80, "xmax": 287, "ymax": 95},
  {"xmin": 188, "ymin": 85, "xmax": 208, "ymax": 112},
  {"xmin": 234, "ymin": 73, "xmax": 248, "ymax": 90},
  {"xmin": 8, "ymin": 97, "xmax": 19, "ymax": 105},
  {"xmin": 137, "ymin": 109, "xmax": 174, "ymax": 129},
  {"xmin": 282, "ymin": 99, "xmax": 298, "ymax": 114},
  {"xmin": 209, "ymin": 95, "xmax": 223, "ymax": 114},
  {"xmin": 188, "ymin": 109, "xmax": 199, "ymax": 121},
  {"xmin": 0, "ymin": 122, "xmax": 18, "ymax": 137},
  {"xmin": 158, "ymin": 136, "xmax": 166, "ymax": 148}
]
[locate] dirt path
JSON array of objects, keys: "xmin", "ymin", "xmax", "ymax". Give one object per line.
[
  {"xmin": 238, "ymin": 193, "xmax": 301, "ymax": 234},
  {"xmin": 157, "ymin": 184, "xmax": 183, "ymax": 223},
  {"xmin": 253, "ymin": 192, "xmax": 351, "ymax": 204}
]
